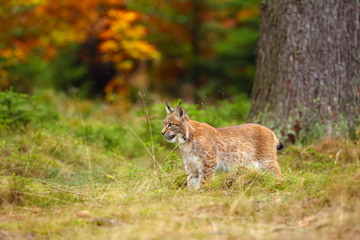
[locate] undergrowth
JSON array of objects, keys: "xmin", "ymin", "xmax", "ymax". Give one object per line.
[{"xmin": 0, "ymin": 90, "xmax": 359, "ymax": 239}]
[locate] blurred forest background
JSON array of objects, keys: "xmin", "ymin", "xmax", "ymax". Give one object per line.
[
  {"xmin": 0, "ymin": 0, "xmax": 259, "ymax": 107},
  {"xmin": 1, "ymin": 1, "xmax": 360, "ymax": 239}
]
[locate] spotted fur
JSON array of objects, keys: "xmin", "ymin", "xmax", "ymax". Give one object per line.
[{"xmin": 161, "ymin": 102, "xmax": 283, "ymax": 190}]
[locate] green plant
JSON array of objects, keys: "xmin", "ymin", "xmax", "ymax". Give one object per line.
[
  {"xmin": 0, "ymin": 89, "xmax": 31, "ymax": 129},
  {"xmin": 0, "ymin": 89, "xmax": 60, "ymax": 131}
]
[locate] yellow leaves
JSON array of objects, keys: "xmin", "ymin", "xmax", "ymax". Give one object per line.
[
  {"xmin": 98, "ymin": 9, "xmax": 160, "ymax": 68},
  {"xmin": 107, "ymin": 10, "xmax": 139, "ymax": 23},
  {"xmin": 99, "ymin": 11, "xmax": 153, "ymax": 60},
  {"xmin": 104, "ymin": 76, "xmax": 129, "ymax": 105},
  {"xmin": 97, "ymin": 8, "xmax": 160, "ymax": 101},
  {"xmin": 99, "ymin": 40, "xmax": 119, "ymax": 53},
  {"xmin": 125, "ymin": 26, "xmax": 147, "ymax": 39},
  {"xmin": 237, "ymin": 7, "xmax": 259, "ymax": 23},
  {"xmin": 104, "ymin": 10, "xmax": 141, "ymax": 37},
  {"xmin": 0, "ymin": 49, "xmax": 15, "ymax": 59},
  {"xmin": 104, "ymin": 0, "xmax": 124, "ymax": 5},
  {"xmin": 116, "ymin": 60, "xmax": 133, "ymax": 72},
  {"xmin": 9, "ymin": 0, "xmax": 46, "ymax": 8},
  {"xmin": 0, "ymin": 47, "xmax": 27, "ymax": 90},
  {"xmin": 50, "ymin": 29, "xmax": 85, "ymax": 46},
  {"xmin": 1, "ymin": 0, "xmax": 159, "ymax": 100},
  {"xmin": 0, "ymin": 48, "xmax": 26, "ymax": 63},
  {"xmin": 122, "ymin": 40, "xmax": 160, "ymax": 60},
  {"xmin": 1, "ymin": 0, "xmax": 108, "ymax": 73}
]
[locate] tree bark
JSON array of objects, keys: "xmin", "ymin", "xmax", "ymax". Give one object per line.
[{"xmin": 248, "ymin": 0, "xmax": 360, "ymax": 143}]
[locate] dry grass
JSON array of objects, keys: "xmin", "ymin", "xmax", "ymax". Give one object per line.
[
  {"xmin": 0, "ymin": 92, "xmax": 360, "ymax": 239},
  {"xmin": 1, "ymin": 141, "xmax": 360, "ymax": 240}
]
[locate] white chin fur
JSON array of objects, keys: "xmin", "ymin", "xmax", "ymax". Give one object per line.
[{"xmin": 176, "ymin": 134, "xmax": 185, "ymax": 143}]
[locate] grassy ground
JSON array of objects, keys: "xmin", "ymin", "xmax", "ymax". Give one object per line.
[{"xmin": 0, "ymin": 90, "xmax": 359, "ymax": 239}]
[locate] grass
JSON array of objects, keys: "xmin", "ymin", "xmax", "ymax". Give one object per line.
[{"xmin": 0, "ymin": 89, "xmax": 360, "ymax": 239}]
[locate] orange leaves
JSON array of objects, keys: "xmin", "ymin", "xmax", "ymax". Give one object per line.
[
  {"xmin": 237, "ymin": 7, "xmax": 259, "ymax": 23},
  {"xmin": 99, "ymin": 40, "xmax": 119, "ymax": 53},
  {"xmin": 125, "ymin": 25, "xmax": 148, "ymax": 40},
  {"xmin": 107, "ymin": 9, "xmax": 139, "ymax": 21},
  {"xmin": 98, "ymin": 9, "xmax": 160, "ymax": 69},
  {"xmin": 98, "ymin": 9, "xmax": 160, "ymax": 101},
  {"xmin": 99, "ymin": 10, "xmax": 143, "ymax": 41},
  {"xmin": 0, "ymin": 0, "xmax": 159, "ymax": 97},
  {"xmin": 1, "ymin": 0, "xmax": 125, "ymax": 63},
  {"xmin": 1, "ymin": 0, "xmax": 89, "ymax": 63}
]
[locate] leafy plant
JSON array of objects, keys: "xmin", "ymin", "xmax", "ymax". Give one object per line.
[{"xmin": 0, "ymin": 89, "xmax": 31, "ymax": 129}]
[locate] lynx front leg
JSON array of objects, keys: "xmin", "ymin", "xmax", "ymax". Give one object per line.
[
  {"xmin": 184, "ymin": 157, "xmax": 204, "ymax": 190},
  {"xmin": 185, "ymin": 158, "xmax": 217, "ymax": 190},
  {"xmin": 186, "ymin": 167, "xmax": 205, "ymax": 190},
  {"xmin": 187, "ymin": 171, "xmax": 201, "ymax": 190}
]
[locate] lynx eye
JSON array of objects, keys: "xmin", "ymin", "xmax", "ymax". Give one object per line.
[{"xmin": 167, "ymin": 123, "xmax": 172, "ymax": 127}]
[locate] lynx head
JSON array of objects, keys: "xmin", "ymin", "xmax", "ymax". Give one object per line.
[{"xmin": 161, "ymin": 101, "xmax": 189, "ymax": 143}]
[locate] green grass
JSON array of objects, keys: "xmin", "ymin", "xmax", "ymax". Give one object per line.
[{"xmin": 0, "ymin": 90, "xmax": 359, "ymax": 239}]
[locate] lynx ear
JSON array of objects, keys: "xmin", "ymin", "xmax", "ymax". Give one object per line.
[
  {"xmin": 175, "ymin": 104, "xmax": 186, "ymax": 118},
  {"xmin": 165, "ymin": 101, "xmax": 174, "ymax": 115}
]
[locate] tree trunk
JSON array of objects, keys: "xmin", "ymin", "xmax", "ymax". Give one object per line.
[{"xmin": 248, "ymin": 0, "xmax": 360, "ymax": 143}]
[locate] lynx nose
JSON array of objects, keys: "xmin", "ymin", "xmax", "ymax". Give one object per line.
[{"xmin": 161, "ymin": 130, "xmax": 165, "ymax": 136}]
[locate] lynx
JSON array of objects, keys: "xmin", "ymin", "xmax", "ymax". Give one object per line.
[{"xmin": 161, "ymin": 101, "xmax": 284, "ymax": 190}]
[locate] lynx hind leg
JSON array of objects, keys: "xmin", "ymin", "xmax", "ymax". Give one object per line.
[
  {"xmin": 263, "ymin": 155, "xmax": 282, "ymax": 176},
  {"xmin": 267, "ymin": 159, "xmax": 282, "ymax": 176}
]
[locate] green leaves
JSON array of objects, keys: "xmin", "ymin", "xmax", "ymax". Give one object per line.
[{"xmin": 0, "ymin": 89, "xmax": 31, "ymax": 129}]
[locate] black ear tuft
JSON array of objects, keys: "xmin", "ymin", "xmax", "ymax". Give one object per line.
[
  {"xmin": 179, "ymin": 100, "xmax": 182, "ymax": 106},
  {"xmin": 166, "ymin": 101, "xmax": 174, "ymax": 114}
]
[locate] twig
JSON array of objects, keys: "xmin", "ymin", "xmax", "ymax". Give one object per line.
[
  {"xmin": 138, "ymin": 92, "xmax": 156, "ymax": 171},
  {"xmin": 77, "ymin": 101, "xmax": 93, "ymax": 186},
  {"xmin": 288, "ymin": 122, "xmax": 341, "ymax": 167}
]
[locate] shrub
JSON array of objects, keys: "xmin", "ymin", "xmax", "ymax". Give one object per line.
[
  {"xmin": 0, "ymin": 89, "xmax": 60, "ymax": 130},
  {"xmin": 0, "ymin": 89, "xmax": 31, "ymax": 129}
]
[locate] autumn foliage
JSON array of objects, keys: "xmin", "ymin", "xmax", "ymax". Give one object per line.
[
  {"xmin": 0, "ymin": 0, "xmax": 159, "ymax": 97},
  {"xmin": 98, "ymin": 9, "xmax": 159, "ymax": 100},
  {"xmin": 0, "ymin": 0, "xmax": 259, "ymax": 101}
]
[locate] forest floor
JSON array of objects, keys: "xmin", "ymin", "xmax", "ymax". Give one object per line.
[{"xmin": 0, "ymin": 90, "xmax": 360, "ymax": 240}]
